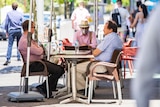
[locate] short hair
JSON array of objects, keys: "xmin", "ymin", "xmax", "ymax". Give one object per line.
[
  {"xmin": 106, "ymin": 20, "xmax": 118, "ymax": 33},
  {"xmin": 117, "ymin": 0, "xmax": 122, "ymax": 5},
  {"xmin": 22, "ymin": 20, "xmax": 34, "ymax": 31},
  {"xmin": 12, "ymin": 2, "xmax": 18, "ymax": 10}
]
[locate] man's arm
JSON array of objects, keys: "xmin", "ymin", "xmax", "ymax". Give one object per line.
[
  {"xmin": 4, "ymin": 14, "xmax": 9, "ymax": 33},
  {"xmin": 92, "ymin": 48, "xmax": 101, "ymax": 57}
]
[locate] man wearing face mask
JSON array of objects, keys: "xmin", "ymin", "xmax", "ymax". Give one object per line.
[
  {"xmin": 73, "ymin": 20, "xmax": 97, "ymax": 49},
  {"xmin": 72, "ymin": 20, "xmax": 97, "ymax": 92}
]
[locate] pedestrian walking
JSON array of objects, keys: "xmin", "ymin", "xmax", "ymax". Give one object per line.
[
  {"xmin": 3, "ymin": 2, "xmax": 23, "ymax": 66},
  {"xmin": 111, "ymin": 0, "xmax": 131, "ymax": 42},
  {"xmin": 71, "ymin": 0, "xmax": 91, "ymax": 32},
  {"xmin": 130, "ymin": 4, "xmax": 148, "ymax": 47}
]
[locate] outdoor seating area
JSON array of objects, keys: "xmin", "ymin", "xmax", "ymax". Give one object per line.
[
  {"xmin": 1, "ymin": 0, "xmax": 160, "ymax": 107},
  {"xmin": 0, "ymin": 40, "xmax": 160, "ymax": 107}
]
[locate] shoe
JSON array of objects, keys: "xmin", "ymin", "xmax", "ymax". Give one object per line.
[
  {"xmin": 3, "ymin": 61, "xmax": 10, "ymax": 66},
  {"xmin": 36, "ymin": 86, "xmax": 53, "ymax": 98},
  {"xmin": 17, "ymin": 59, "xmax": 21, "ymax": 61},
  {"xmin": 36, "ymin": 86, "xmax": 46, "ymax": 97}
]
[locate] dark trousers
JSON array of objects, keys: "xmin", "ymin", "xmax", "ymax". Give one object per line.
[{"xmin": 30, "ymin": 60, "xmax": 65, "ymax": 94}]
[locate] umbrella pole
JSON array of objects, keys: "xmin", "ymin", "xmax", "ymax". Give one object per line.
[
  {"xmin": 24, "ymin": 0, "xmax": 33, "ymax": 93},
  {"xmin": 47, "ymin": 0, "xmax": 53, "ymax": 61}
]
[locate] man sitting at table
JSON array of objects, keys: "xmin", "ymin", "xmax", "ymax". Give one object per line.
[
  {"xmin": 75, "ymin": 20, "xmax": 123, "ymax": 92},
  {"xmin": 18, "ymin": 20, "xmax": 65, "ymax": 98},
  {"xmin": 73, "ymin": 20, "xmax": 97, "ymax": 49}
]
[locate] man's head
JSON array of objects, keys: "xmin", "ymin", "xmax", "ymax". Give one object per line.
[
  {"xmin": 78, "ymin": 0, "xmax": 85, "ymax": 7},
  {"xmin": 103, "ymin": 20, "xmax": 117, "ymax": 35},
  {"xmin": 22, "ymin": 20, "xmax": 35, "ymax": 34},
  {"xmin": 12, "ymin": 2, "xmax": 18, "ymax": 10},
  {"xmin": 79, "ymin": 20, "xmax": 89, "ymax": 35},
  {"xmin": 117, "ymin": 0, "xmax": 122, "ymax": 7}
]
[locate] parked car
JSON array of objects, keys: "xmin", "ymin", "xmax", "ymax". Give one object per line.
[{"xmin": 0, "ymin": 24, "xmax": 7, "ymax": 40}]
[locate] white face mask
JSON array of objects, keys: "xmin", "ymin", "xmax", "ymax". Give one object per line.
[{"xmin": 81, "ymin": 28, "xmax": 89, "ymax": 35}]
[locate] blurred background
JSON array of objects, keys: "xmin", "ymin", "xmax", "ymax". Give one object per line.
[{"xmin": 0, "ymin": 0, "xmax": 159, "ymax": 42}]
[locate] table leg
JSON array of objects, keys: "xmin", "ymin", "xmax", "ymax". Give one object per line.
[{"xmin": 60, "ymin": 61, "xmax": 87, "ymax": 104}]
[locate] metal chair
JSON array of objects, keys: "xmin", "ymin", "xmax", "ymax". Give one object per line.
[
  {"xmin": 19, "ymin": 51, "xmax": 50, "ymax": 98},
  {"xmin": 86, "ymin": 49, "xmax": 122, "ymax": 104}
]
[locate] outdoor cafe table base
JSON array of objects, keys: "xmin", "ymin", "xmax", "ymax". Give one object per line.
[{"xmin": 60, "ymin": 62, "xmax": 87, "ymax": 104}]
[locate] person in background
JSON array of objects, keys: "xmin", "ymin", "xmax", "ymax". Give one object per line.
[
  {"xmin": 111, "ymin": 0, "xmax": 130, "ymax": 42},
  {"xmin": 73, "ymin": 20, "xmax": 97, "ymax": 49},
  {"xmin": 71, "ymin": 1, "xmax": 91, "ymax": 32},
  {"xmin": 74, "ymin": 20, "xmax": 123, "ymax": 91},
  {"xmin": 3, "ymin": 2, "xmax": 23, "ymax": 65},
  {"xmin": 131, "ymin": 4, "xmax": 160, "ymax": 107},
  {"xmin": 18, "ymin": 20, "xmax": 65, "ymax": 98},
  {"xmin": 130, "ymin": 4, "xmax": 148, "ymax": 47},
  {"xmin": 132, "ymin": 1, "xmax": 142, "ymax": 19},
  {"xmin": 130, "ymin": 1, "xmax": 142, "ymax": 37}
]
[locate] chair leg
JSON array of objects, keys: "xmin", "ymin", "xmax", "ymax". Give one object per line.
[
  {"xmin": 128, "ymin": 60, "xmax": 133, "ymax": 76},
  {"xmin": 119, "ymin": 69, "xmax": 124, "ymax": 88},
  {"xmin": 91, "ymin": 80, "xmax": 94, "ymax": 100},
  {"xmin": 85, "ymin": 76, "xmax": 88, "ymax": 96},
  {"xmin": 116, "ymin": 81, "xmax": 122, "ymax": 105},
  {"xmin": 19, "ymin": 77, "xmax": 23, "ymax": 92},
  {"xmin": 46, "ymin": 76, "xmax": 49, "ymax": 98},
  {"xmin": 123, "ymin": 60, "xmax": 126, "ymax": 79},
  {"xmin": 112, "ymin": 81, "xmax": 116, "ymax": 99},
  {"xmin": 87, "ymin": 80, "xmax": 93, "ymax": 104}
]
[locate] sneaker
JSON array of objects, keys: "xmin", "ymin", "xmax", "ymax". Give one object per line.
[{"xmin": 3, "ymin": 61, "xmax": 10, "ymax": 66}]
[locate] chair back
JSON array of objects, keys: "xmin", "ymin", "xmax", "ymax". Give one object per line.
[
  {"xmin": 19, "ymin": 50, "xmax": 48, "ymax": 77},
  {"xmin": 123, "ymin": 39, "xmax": 134, "ymax": 47},
  {"xmin": 122, "ymin": 47, "xmax": 138, "ymax": 57},
  {"xmin": 110, "ymin": 49, "xmax": 122, "ymax": 69}
]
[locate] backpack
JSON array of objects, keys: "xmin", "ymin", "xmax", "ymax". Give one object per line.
[{"xmin": 111, "ymin": 9, "xmax": 122, "ymax": 27}]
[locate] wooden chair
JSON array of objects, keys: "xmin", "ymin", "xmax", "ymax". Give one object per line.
[
  {"xmin": 19, "ymin": 51, "xmax": 50, "ymax": 98},
  {"xmin": 86, "ymin": 49, "xmax": 122, "ymax": 104}
]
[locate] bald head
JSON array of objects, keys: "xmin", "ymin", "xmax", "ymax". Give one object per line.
[{"xmin": 12, "ymin": 2, "xmax": 18, "ymax": 10}]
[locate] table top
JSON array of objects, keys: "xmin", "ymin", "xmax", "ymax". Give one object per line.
[{"xmin": 51, "ymin": 50, "xmax": 94, "ymax": 59}]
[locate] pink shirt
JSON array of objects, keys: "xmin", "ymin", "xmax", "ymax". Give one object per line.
[
  {"xmin": 18, "ymin": 34, "xmax": 44, "ymax": 62},
  {"xmin": 73, "ymin": 30, "xmax": 97, "ymax": 48}
]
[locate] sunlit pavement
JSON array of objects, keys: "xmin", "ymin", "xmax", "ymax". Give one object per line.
[{"xmin": 34, "ymin": 100, "xmax": 160, "ymax": 107}]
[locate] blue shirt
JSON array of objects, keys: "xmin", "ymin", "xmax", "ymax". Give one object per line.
[
  {"xmin": 95, "ymin": 32, "xmax": 123, "ymax": 62},
  {"xmin": 4, "ymin": 10, "xmax": 23, "ymax": 33}
]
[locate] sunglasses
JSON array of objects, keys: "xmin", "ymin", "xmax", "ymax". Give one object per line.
[{"xmin": 81, "ymin": 27, "xmax": 89, "ymax": 29}]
